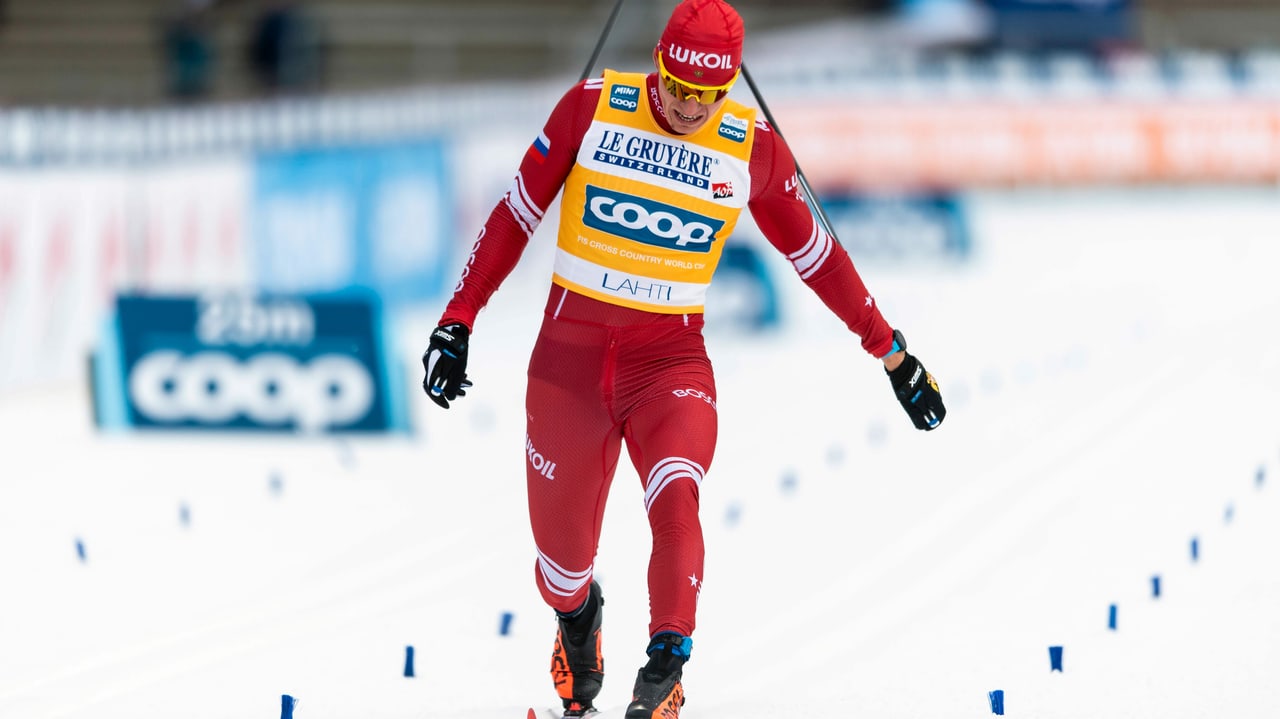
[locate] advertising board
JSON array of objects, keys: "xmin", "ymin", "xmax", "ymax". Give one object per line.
[{"xmin": 92, "ymin": 292, "xmax": 408, "ymax": 434}]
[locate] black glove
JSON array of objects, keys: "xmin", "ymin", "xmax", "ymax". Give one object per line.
[
  {"xmin": 885, "ymin": 330, "xmax": 945, "ymax": 431},
  {"xmin": 422, "ymin": 323, "xmax": 473, "ymax": 409}
]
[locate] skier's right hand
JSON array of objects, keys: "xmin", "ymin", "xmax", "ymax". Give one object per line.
[{"xmin": 422, "ymin": 323, "xmax": 473, "ymax": 409}]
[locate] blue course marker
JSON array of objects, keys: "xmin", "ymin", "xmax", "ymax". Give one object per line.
[
  {"xmin": 1108, "ymin": 603, "xmax": 1118, "ymax": 630},
  {"xmin": 336, "ymin": 438, "xmax": 356, "ymax": 469},
  {"xmin": 404, "ymin": 645, "xmax": 415, "ymax": 677},
  {"xmin": 1049, "ymin": 645, "xmax": 1063, "ymax": 672},
  {"xmin": 826, "ymin": 444, "xmax": 845, "ymax": 468},
  {"xmin": 1152, "ymin": 575, "xmax": 1162, "ymax": 598},
  {"xmin": 988, "ymin": 689, "xmax": 1005, "ymax": 715},
  {"xmin": 725, "ymin": 502, "xmax": 742, "ymax": 528},
  {"xmin": 1191, "ymin": 537, "xmax": 1199, "ymax": 562},
  {"xmin": 281, "ymin": 694, "xmax": 297, "ymax": 719},
  {"xmin": 179, "ymin": 503, "xmax": 191, "ymax": 528},
  {"xmin": 75, "ymin": 539, "xmax": 86, "ymax": 563},
  {"xmin": 499, "ymin": 611, "xmax": 515, "ymax": 636}
]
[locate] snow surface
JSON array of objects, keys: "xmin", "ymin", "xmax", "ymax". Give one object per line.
[{"xmin": 2, "ymin": 187, "xmax": 1279, "ymax": 719}]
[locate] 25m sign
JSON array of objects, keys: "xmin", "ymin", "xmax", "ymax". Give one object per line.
[{"xmin": 91, "ymin": 293, "xmax": 408, "ymax": 434}]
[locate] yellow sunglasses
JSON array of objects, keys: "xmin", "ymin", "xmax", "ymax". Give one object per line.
[{"xmin": 656, "ymin": 51, "xmax": 739, "ymax": 104}]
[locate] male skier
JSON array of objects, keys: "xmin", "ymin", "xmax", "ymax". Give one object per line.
[{"xmin": 423, "ymin": 2, "xmax": 946, "ymax": 716}]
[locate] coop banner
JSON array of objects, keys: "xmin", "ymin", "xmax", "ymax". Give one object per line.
[{"xmin": 92, "ymin": 292, "xmax": 408, "ymax": 434}]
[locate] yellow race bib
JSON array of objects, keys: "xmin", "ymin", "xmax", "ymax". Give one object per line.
[{"xmin": 553, "ymin": 70, "xmax": 756, "ymax": 313}]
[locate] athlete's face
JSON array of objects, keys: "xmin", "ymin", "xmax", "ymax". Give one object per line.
[{"xmin": 656, "ymin": 76, "xmax": 730, "ymax": 135}]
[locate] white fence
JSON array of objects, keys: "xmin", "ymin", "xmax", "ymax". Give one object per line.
[{"xmin": 4, "ymin": 49, "xmax": 1280, "ymax": 395}]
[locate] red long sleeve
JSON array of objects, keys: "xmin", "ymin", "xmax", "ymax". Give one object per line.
[
  {"xmin": 438, "ymin": 81, "xmax": 599, "ymax": 330},
  {"xmin": 747, "ymin": 122, "xmax": 895, "ymax": 358}
]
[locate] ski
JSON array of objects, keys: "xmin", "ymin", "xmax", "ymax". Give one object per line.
[{"xmin": 529, "ymin": 707, "xmax": 604, "ymax": 719}]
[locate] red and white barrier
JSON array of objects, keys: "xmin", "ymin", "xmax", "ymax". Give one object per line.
[{"xmin": 0, "ymin": 160, "xmax": 250, "ymax": 394}]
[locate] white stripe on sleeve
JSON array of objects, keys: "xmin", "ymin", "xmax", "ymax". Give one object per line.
[
  {"xmin": 787, "ymin": 219, "xmax": 833, "ymax": 280},
  {"xmin": 503, "ymin": 172, "xmax": 546, "ymax": 237}
]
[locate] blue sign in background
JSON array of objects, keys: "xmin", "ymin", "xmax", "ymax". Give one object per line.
[
  {"xmin": 820, "ymin": 193, "xmax": 972, "ymax": 264},
  {"xmin": 93, "ymin": 292, "xmax": 408, "ymax": 434},
  {"xmin": 251, "ymin": 140, "xmax": 453, "ymax": 307},
  {"xmin": 984, "ymin": 0, "xmax": 1134, "ymax": 51}
]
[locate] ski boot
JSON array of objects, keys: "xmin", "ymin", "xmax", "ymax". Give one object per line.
[
  {"xmin": 551, "ymin": 580, "xmax": 605, "ymax": 716},
  {"xmin": 625, "ymin": 632, "xmax": 690, "ymax": 719}
]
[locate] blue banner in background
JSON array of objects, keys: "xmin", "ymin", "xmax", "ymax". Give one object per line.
[
  {"xmin": 92, "ymin": 292, "xmax": 408, "ymax": 434},
  {"xmin": 986, "ymin": 0, "xmax": 1134, "ymax": 52},
  {"xmin": 705, "ymin": 240, "xmax": 781, "ymax": 333},
  {"xmin": 819, "ymin": 193, "xmax": 972, "ymax": 264},
  {"xmin": 251, "ymin": 140, "xmax": 453, "ymax": 307}
]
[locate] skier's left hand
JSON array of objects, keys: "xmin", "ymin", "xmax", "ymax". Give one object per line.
[{"xmin": 884, "ymin": 330, "xmax": 945, "ymax": 430}]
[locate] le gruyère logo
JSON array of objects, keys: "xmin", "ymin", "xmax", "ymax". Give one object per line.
[{"xmin": 592, "ymin": 129, "xmax": 716, "ymax": 190}]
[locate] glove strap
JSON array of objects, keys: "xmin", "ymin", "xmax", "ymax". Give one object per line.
[{"xmin": 880, "ymin": 328, "xmax": 906, "ymax": 360}]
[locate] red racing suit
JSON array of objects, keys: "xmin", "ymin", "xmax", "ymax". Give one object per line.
[{"xmin": 438, "ymin": 71, "xmax": 895, "ymax": 639}]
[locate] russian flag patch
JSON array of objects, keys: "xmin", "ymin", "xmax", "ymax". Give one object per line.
[{"xmin": 528, "ymin": 132, "xmax": 550, "ymax": 163}]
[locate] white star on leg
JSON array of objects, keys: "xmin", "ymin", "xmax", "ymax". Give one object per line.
[
  {"xmin": 688, "ymin": 573, "xmax": 700, "ymax": 587},
  {"xmin": 865, "ymin": 295, "xmax": 874, "ymax": 307}
]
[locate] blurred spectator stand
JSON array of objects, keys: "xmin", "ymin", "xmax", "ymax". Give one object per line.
[
  {"xmin": 162, "ymin": 0, "xmax": 218, "ymax": 101},
  {"xmin": 247, "ymin": 1, "xmax": 328, "ymax": 95}
]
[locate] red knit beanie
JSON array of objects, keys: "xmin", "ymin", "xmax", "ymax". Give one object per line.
[{"xmin": 656, "ymin": 0, "xmax": 744, "ymax": 87}]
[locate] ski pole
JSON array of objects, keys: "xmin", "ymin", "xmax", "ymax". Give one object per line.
[
  {"xmin": 580, "ymin": 0, "xmax": 627, "ymax": 82},
  {"xmin": 739, "ymin": 61, "xmax": 842, "ymax": 245}
]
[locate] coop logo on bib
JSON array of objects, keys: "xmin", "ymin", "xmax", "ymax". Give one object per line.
[
  {"xmin": 582, "ymin": 185, "xmax": 723, "ymax": 253},
  {"xmin": 610, "ymin": 84, "xmax": 640, "ymax": 112},
  {"xmin": 718, "ymin": 114, "xmax": 748, "ymax": 143}
]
